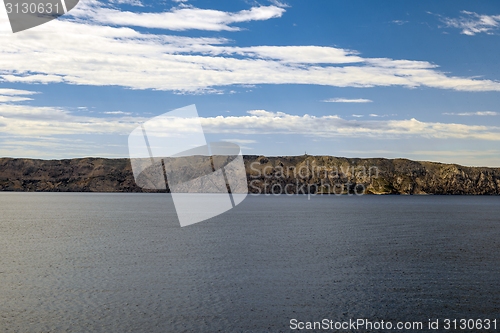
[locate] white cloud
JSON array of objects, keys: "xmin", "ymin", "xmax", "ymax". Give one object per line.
[
  {"xmin": 0, "ymin": 134, "xmax": 130, "ymax": 159},
  {"xmin": 440, "ymin": 11, "xmax": 500, "ymax": 35},
  {"xmin": 72, "ymin": 2, "xmax": 285, "ymax": 31},
  {"xmin": 197, "ymin": 110, "xmax": 500, "ymax": 141},
  {"xmin": 323, "ymin": 98, "xmax": 373, "ymax": 103},
  {"xmin": 0, "ymin": 103, "xmax": 144, "ymax": 136},
  {"xmin": 230, "ymin": 45, "xmax": 364, "ymax": 64},
  {"xmin": 103, "ymin": 111, "xmax": 132, "ymax": 115},
  {"xmin": 109, "ymin": 0, "xmax": 144, "ymax": 7},
  {"xmin": 0, "ymin": 95, "xmax": 33, "ymax": 102},
  {"xmin": 269, "ymin": 0, "xmax": 289, "ymax": 8},
  {"xmin": 2, "ymin": 92, "xmax": 500, "ymax": 160},
  {"xmin": 0, "ymin": 88, "xmax": 38, "ymax": 96},
  {"xmin": 0, "ymin": 88, "xmax": 38, "ymax": 102},
  {"xmin": 221, "ymin": 139, "xmax": 257, "ymax": 144},
  {"xmin": 2, "ymin": 95, "xmax": 499, "ymax": 141},
  {"xmin": 0, "ymin": 5, "xmax": 500, "ymax": 93},
  {"xmin": 443, "ymin": 111, "xmax": 498, "ymax": 116}
]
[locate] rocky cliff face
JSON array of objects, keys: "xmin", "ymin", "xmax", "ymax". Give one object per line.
[
  {"xmin": 1, "ymin": 156, "xmax": 499, "ymax": 194},
  {"xmin": 0, "ymin": 158, "xmax": 142, "ymax": 192},
  {"xmin": 244, "ymin": 155, "xmax": 500, "ymax": 195}
]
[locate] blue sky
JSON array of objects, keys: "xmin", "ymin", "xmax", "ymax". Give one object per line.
[{"xmin": 1, "ymin": 0, "xmax": 500, "ymax": 166}]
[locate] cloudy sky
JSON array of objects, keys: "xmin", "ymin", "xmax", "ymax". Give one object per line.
[{"xmin": 1, "ymin": 0, "xmax": 500, "ymax": 166}]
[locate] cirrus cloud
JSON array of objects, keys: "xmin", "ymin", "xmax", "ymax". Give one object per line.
[
  {"xmin": 323, "ymin": 98, "xmax": 373, "ymax": 103},
  {"xmin": 438, "ymin": 10, "xmax": 500, "ymax": 36},
  {"xmin": 443, "ymin": 111, "xmax": 498, "ymax": 116}
]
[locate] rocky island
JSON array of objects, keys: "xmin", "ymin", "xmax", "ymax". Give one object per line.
[{"xmin": 0, "ymin": 156, "xmax": 499, "ymax": 194}]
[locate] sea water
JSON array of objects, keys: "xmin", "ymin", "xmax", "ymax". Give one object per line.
[{"xmin": 1, "ymin": 193, "xmax": 499, "ymax": 332}]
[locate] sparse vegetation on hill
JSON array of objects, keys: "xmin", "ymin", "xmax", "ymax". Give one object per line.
[{"xmin": 0, "ymin": 156, "xmax": 499, "ymax": 194}]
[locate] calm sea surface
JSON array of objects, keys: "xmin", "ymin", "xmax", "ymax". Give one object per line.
[{"xmin": 1, "ymin": 193, "xmax": 499, "ymax": 332}]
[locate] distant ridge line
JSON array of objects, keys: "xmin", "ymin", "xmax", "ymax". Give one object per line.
[{"xmin": 0, "ymin": 156, "xmax": 499, "ymax": 194}]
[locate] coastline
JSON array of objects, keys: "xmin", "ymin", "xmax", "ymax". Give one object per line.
[{"xmin": 1, "ymin": 156, "xmax": 499, "ymax": 195}]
